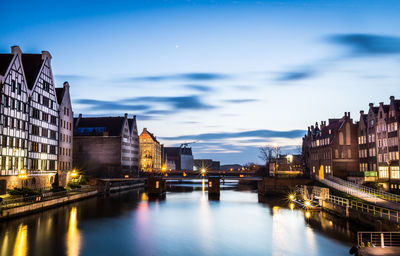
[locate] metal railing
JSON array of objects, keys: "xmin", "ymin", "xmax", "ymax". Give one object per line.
[
  {"xmin": 358, "ymin": 232, "xmax": 400, "ymax": 247},
  {"xmin": 326, "ymin": 195, "xmax": 349, "ymax": 207},
  {"xmin": 0, "ymin": 187, "xmax": 96, "ymax": 209},
  {"xmin": 327, "ymin": 176, "xmax": 400, "ymax": 203},
  {"xmin": 316, "ymin": 176, "xmax": 380, "ymax": 201}
]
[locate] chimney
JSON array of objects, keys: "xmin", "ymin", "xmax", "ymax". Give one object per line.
[
  {"xmin": 63, "ymin": 81, "xmax": 70, "ymax": 89},
  {"xmin": 360, "ymin": 110, "xmax": 364, "ymax": 115},
  {"xmin": 79, "ymin": 113, "xmax": 82, "ymax": 119},
  {"xmin": 348, "ymin": 112, "xmax": 350, "ymax": 118},
  {"xmin": 133, "ymin": 115, "xmax": 137, "ymax": 131},
  {"xmin": 315, "ymin": 122, "xmax": 318, "ymax": 128},
  {"xmin": 11, "ymin": 46, "xmax": 22, "ymax": 55},
  {"xmin": 369, "ymin": 103, "xmax": 374, "ymax": 108},
  {"xmin": 41, "ymin": 50, "xmax": 52, "ymax": 62},
  {"xmin": 124, "ymin": 113, "xmax": 128, "ymax": 119},
  {"xmin": 344, "ymin": 112, "xmax": 347, "ymax": 117},
  {"xmin": 379, "ymin": 102, "xmax": 384, "ymax": 107},
  {"xmin": 390, "ymin": 96, "xmax": 395, "ymax": 101}
]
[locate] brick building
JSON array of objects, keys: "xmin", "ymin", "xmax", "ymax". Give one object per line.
[
  {"xmin": 139, "ymin": 128, "xmax": 162, "ymax": 172},
  {"xmin": 73, "ymin": 114, "xmax": 139, "ymax": 178},
  {"xmin": 303, "ymin": 112, "xmax": 359, "ymax": 179},
  {"xmin": 358, "ymin": 97, "xmax": 400, "ymax": 192}
]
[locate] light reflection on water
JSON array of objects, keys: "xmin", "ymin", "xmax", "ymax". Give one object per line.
[{"xmin": 0, "ymin": 183, "xmax": 364, "ymax": 256}]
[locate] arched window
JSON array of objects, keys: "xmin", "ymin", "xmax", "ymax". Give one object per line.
[
  {"xmin": 346, "ymin": 123, "xmax": 351, "ymax": 145},
  {"xmin": 339, "ymin": 132, "xmax": 344, "ymax": 145}
]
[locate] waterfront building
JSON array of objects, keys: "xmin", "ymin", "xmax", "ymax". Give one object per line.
[
  {"xmin": 0, "ymin": 46, "xmax": 63, "ymax": 192},
  {"xmin": 73, "ymin": 114, "xmax": 139, "ymax": 178},
  {"xmin": 358, "ymin": 97, "xmax": 400, "ymax": 192},
  {"xmin": 303, "ymin": 112, "xmax": 359, "ymax": 179},
  {"xmin": 164, "ymin": 146, "xmax": 194, "ymax": 171},
  {"xmin": 139, "ymin": 128, "xmax": 162, "ymax": 172},
  {"xmin": 269, "ymin": 154, "xmax": 303, "ymax": 176},
  {"xmin": 56, "ymin": 82, "xmax": 73, "ymax": 186}
]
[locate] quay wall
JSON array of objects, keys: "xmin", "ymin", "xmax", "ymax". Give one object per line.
[{"xmin": 258, "ymin": 178, "xmax": 312, "ymax": 195}]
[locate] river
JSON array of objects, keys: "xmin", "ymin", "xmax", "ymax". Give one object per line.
[{"xmin": 0, "ymin": 180, "xmax": 366, "ymax": 256}]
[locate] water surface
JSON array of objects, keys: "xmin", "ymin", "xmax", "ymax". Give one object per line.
[{"xmin": 0, "ymin": 181, "xmax": 362, "ymax": 256}]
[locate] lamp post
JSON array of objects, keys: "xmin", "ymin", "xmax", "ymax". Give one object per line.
[{"xmin": 18, "ymin": 169, "xmax": 28, "ymax": 188}]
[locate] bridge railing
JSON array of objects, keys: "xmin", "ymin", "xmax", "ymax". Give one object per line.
[
  {"xmin": 0, "ymin": 187, "xmax": 95, "ymax": 209},
  {"xmin": 316, "ymin": 176, "xmax": 377, "ymax": 199},
  {"xmin": 327, "ymin": 176, "xmax": 400, "ymax": 203},
  {"xmin": 358, "ymin": 232, "xmax": 400, "ymax": 247},
  {"xmin": 326, "ymin": 195, "xmax": 349, "ymax": 207}
]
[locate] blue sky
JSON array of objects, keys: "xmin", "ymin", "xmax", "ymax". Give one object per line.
[{"xmin": 1, "ymin": 0, "xmax": 400, "ymax": 164}]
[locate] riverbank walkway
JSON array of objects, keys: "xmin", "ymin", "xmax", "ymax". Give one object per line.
[{"xmin": 316, "ymin": 176, "xmax": 400, "ymax": 211}]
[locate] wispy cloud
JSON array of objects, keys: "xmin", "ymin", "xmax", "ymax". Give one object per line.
[
  {"xmin": 75, "ymin": 99, "xmax": 150, "ymax": 111},
  {"xmin": 124, "ymin": 95, "xmax": 215, "ymax": 110},
  {"xmin": 127, "ymin": 72, "xmax": 229, "ymax": 82},
  {"xmin": 161, "ymin": 129, "xmax": 306, "ymax": 141},
  {"xmin": 224, "ymin": 99, "xmax": 258, "ymax": 104},
  {"xmin": 184, "ymin": 84, "xmax": 213, "ymax": 92},
  {"xmin": 329, "ymin": 34, "xmax": 400, "ymax": 57},
  {"xmin": 275, "ymin": 69, "xmax": 315, "ymax": 82}
]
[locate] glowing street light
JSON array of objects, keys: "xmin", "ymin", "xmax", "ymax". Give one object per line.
[
  {"xmin": 71, "ymin": 169, "xmax": 78, "ymax": 178},
  {"xmin": 304, "ymin": 200, "xmax": 311, "ymax": 208},
  {"xmin": 289, "ymin": 194, "xmax": 295, "ymax": 201}
]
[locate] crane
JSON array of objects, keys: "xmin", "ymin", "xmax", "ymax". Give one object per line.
[{"xmin": 180, "ymin": 141, "xmax": 197, "ymax": 148}]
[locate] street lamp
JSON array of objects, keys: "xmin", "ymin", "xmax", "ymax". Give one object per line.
[
  {"xmin": 71, "ymin": 169, "xmax": 78, "ymax": 178},
  {"xmin": 18, "ymin": 169, "xmax": 28, "ymax": 188}
]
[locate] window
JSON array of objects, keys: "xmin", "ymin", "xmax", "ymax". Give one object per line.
[
  {"xmin": 17, "ymin": 83, "xmax": 21, "ymax": 95},
  {"xmin": 31, "ymin": 142, "xmax": 39, "ymax": 152},
  {"xmin": 379, "ymin": 166, "xmax": 389, "ymax": 178},
  {"xmin": 42, "ymin": 113, "xmax": 49, "ymax": 122},
  {"xmin": 32, "ymin": 108, "xmax": 40, "ymax": 119},
  {"xmin": 32, "ymin": 125, "xmax": 40, "ymax": 136},
  {"xmin": 43, "ymin": 81, "xmax": 50, "ymax": 92},
  {"xmin": 50, "ymin": 145, "xmax": 56, "ymax": 154},
  {"xmin": 41, "ymin": 144, "xmax": 48, "ymax": 153},
  {"xmin": 42, "ymin": 128, "xmax": 48, "ymax": 138},
  {"xmin": 11, "ymin": 80, "xmax": 16, "ymax": 92},
  {"xmin": 42, "ymin": 97, "xmax": 49, "ymax": 107},
  {"xmin": 50, "ymin": 116, "xmax": 57, "ymax": 125},
  {"xmin": 392, "ymin": 167, "xmax": 400, "ymax": 179}
]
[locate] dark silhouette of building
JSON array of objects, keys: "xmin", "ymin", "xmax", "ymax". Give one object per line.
[{"xmin": 73, "ymin": 114, "xmax": 139, "ymax": 178}]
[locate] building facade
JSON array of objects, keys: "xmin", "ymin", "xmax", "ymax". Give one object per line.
[
  {"xmin": 56, "ymin": 82, "xmax": 73, "ymax": 186},
  {"xmin": 73, "ymin": 114, "xmax": 139, "ymax": 178},
  {"xmin": 358, "ymin": 97, "xmax": 400, "ymax": 192},
  {"xmin": 0, "ymin": 46, "xmax": 67, "ymax": 192},
  {"xmin": 139, "ymin": 128, "xmax": 162, "ymax": 172},
  {"xmin": 303, "ymin": 112, "xmax": 359, "ymax": 179},
  {"xmin": 164, "ymin": 146, "xmax": 194, "ymax": 171}
]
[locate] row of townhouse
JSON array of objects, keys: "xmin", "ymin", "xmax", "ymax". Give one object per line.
[
  {"xmin": 358, "ymin": 96, "xmax": 400, "ymax": 192},
  {"xmin": 0, "ymin": 46, "xmax": 73, "ymax": 193},
  {"xmin": 302, "ymin": 96, "xmax": 400, "ymax": 193}
]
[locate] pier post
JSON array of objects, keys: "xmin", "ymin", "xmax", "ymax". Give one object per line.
[
  {"xmin": 208, "ymin": 177, "xmax": 220, "ymax": 200},
  {"xmin": 148, "ymin": 177, "xmax": 166, "ymax": 198}
]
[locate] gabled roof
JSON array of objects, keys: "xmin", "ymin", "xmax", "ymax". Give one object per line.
[
  {"xmin": 140, "ymin": 128, "xmax": 159, "ymax": 143},
  {"xmin": 21, "ymin": 54, "xmax": 43, "ymax": 90},
  {"xmin": 74, "ymin": 116, "xmax": 125, "ymax": 136},
  {"xmin": 0, "ymin": 54, "xmax": 13, "ymax": 76}
]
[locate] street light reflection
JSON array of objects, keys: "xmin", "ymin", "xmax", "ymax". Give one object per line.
[
  {"xmin": 13, "ymin": 224, "xmax": 27, "ymax": 256},
  {"xmin": 67, "ymin": 207, "xmax": 81, "ymax": 256}
]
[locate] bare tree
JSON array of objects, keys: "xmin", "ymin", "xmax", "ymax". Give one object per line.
[{"xmin": 259, "ymin": 145, "xmax": 280, "ymax": 165}]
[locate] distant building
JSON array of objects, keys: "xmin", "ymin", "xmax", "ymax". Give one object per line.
[
  {"xmin": 268, "ymin": 154, "xmax": 303, "ymax": 176},
  {"xmin": 56, "ymin": 82, "xmax": 73, "ymax": 186},
  {"xmin": 302, "ymin": 112, "xmax": 359, "ymax": 179},
  {"xmin": 193, "ymin": 159, "xmax": 220, "ymax": 171},
  {"xmin": 220, "ymin": 164, "xmax": 243, "ymax": 171},
  {"xmin": 164, "ymin": 146, "xmax": 194, "ymax": 171},
  {"xmin": 73, "ymin": 114, "xmax": 139, "ymax": 178},
  {"xmin": 139, "ymin": 128, "xmax": 162, "ymax": 172}
]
